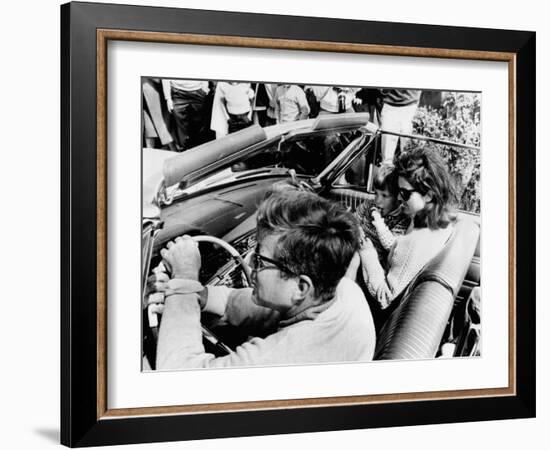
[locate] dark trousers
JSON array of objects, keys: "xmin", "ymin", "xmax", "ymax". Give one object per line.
[
  {"xmin": 228, "ymin": 112, "xmax": 252, "ymax": 134},
  {"xmin": 171, "ymin": 88, "xmax": 207, "ymax": 150}
]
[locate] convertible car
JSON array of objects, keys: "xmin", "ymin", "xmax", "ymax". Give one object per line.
[{"xmin": 142, "ymin": 113, "xmax": 481, "ymax": 369}]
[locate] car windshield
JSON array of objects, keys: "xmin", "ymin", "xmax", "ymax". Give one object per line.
[
  {"xmin": 232, "ymin": 128, "xmax": 363, "ymax": 177},
  {"xmin": 160, "ymin": 127, "xmax": 365, "ymax": 204}
]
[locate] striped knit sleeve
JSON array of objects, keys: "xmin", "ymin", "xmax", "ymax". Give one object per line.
[
  {"xmin": 372, "ymin": 211, "xmax": 397, "ymax": 251},
  {"xmin": 360, "ymin": 229, "xmax": 438, "ymax": 308}
]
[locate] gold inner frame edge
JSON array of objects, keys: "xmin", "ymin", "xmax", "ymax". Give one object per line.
[{"xmin": 95, "ymin": 29, "xmax": 517, "ymax": 419}]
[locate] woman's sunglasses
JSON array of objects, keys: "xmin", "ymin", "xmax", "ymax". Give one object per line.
[
  {"xmin": 398, "ymin": 187, "xmax": 417, "ymax": 201},
  {"xmin": 250, "ymin": 251, "xmax": 297, "ymax": 276}
]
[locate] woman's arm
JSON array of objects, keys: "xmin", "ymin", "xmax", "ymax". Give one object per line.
[
  {"xmin": 359, "ymin": 228, "xmax": 448, "ymax": 308},
  {"xmin": 358, "ymin": 239, "xmax": 393, "ymax": 308},
  {"xmin": 345, "ymin": 251, "xmax": 361, "ymax": 281}
]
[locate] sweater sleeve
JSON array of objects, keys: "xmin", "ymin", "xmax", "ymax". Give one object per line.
[
  {"xmin": 372, "ymin": 211, "xmax": 397, "ymax": 251},
  {"xmin": 360, "ymin": 229, "xmax": 444, "ymax": 307},
  {"xmin": 360, "ymin": 243, "xmax": 390, "ymax": 306},
  {"xmin": 206, "ymin": 286, "xmax": 280, "ymax": 331},
  {"xmin": 156, "ymin": 287, "xmax": 281, "ymax": 370},
  {"xmin": 155, "ymin": 290, "xmax": 212, "ymax": 370}
]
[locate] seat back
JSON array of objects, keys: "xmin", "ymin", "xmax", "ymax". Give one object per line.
[{"xmin": 374, "ymin": 217, "xmax": 480, "ymax": 360}]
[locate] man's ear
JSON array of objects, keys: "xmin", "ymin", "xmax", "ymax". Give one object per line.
[{"xmin": 292, "ymin": 275, "xmax": 314, "ymax": 304}]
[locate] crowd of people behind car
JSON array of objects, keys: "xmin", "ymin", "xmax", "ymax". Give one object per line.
[{"xmin": 142, "ymin": 78, "xmax": 425, "ymax": 162}]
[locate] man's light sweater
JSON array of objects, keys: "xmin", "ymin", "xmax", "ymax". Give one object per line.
[{"xmin": 156, "ymin": 277, "xmax": 376, "ymax": 370}]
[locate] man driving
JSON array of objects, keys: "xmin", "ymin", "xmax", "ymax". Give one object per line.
[{"xmin": 155, "ymin": 190, "xmax": 376, "ymax": 369}]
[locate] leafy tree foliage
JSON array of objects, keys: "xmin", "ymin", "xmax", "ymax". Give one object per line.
[{"xmin": 411, "ymin": 92, "xmax": 481, "ymax": 213}]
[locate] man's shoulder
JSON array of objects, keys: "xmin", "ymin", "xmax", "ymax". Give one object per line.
[
  {"xmin": 336, "ymin": 278, "xmax": 376, "ymax": 343},
  {"xmin": 337, "ymin": 277, "xmax": 370, "ymax": 309}
]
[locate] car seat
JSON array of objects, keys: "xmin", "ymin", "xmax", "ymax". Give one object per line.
[{"xmin": 374, "ymin": 217, "xmax": 480, "ymax": 360}]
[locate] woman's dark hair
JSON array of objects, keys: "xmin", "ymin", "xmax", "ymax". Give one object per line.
[
  {"xmin": 256, "ymin": 190, "xmax": 360, "ymax": 302},
  {"xmin": 394, "ymin": 146, "xmax": 457, "ymax": 229}
]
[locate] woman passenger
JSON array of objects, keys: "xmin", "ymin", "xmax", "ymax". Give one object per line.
[{"xmin": 351, "ymin": 146, "xmax": 457, "ymax": 311}]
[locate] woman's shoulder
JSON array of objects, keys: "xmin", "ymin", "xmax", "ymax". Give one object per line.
[
  {"xmin": 389, "ymin": 225, "xmax": 453, "ymax": 271},
  {"xmin": 395, "ymin": 224, "xmax": 452, "ymax": 248}
]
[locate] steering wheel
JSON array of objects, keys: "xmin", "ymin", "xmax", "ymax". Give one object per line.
[
  {"xmin": 146, "ymin": 234, "xmax": 252, "ymax": 360},
  {"xmin": 191, "ymin": 235, "xmax": 252, "ymax": 286}
]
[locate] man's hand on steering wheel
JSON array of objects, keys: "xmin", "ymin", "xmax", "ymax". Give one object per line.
[
  {"xmin": 160, "ymin": 235, "xmax": 202, "ymax": 281},
  {"xmin": 148, "ymin": 234, "xmax": 247, "ymax": 356}
]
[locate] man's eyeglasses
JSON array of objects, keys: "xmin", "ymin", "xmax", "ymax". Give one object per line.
[
  {"xmin": 398, "ymin": 187, "xmax": 416, "ymax": 201},
  {"xmin": 250, "ymin": 251, "xmax": 297, "ymax": 276}
]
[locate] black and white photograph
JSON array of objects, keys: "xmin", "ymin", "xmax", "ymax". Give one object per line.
[{"xmin": 141, "ymin": 79, "xmax": 482, "ymax": 371}]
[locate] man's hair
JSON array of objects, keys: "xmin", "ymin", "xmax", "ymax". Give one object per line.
[
  {"xmin": 256, "ymin": 190, "xmax": 360, "ymax": 302},
  {"xmin": 394, "ymin": 146, "xmax": 457, "ymax": 229},
  {"xmin": 372, "ymin": 163, "xmax": 398, "ymax": 196}
]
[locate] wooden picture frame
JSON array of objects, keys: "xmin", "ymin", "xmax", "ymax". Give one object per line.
[{"xmin": 61, "ymin": 1, "xmax": 535, "ymax": 446}]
